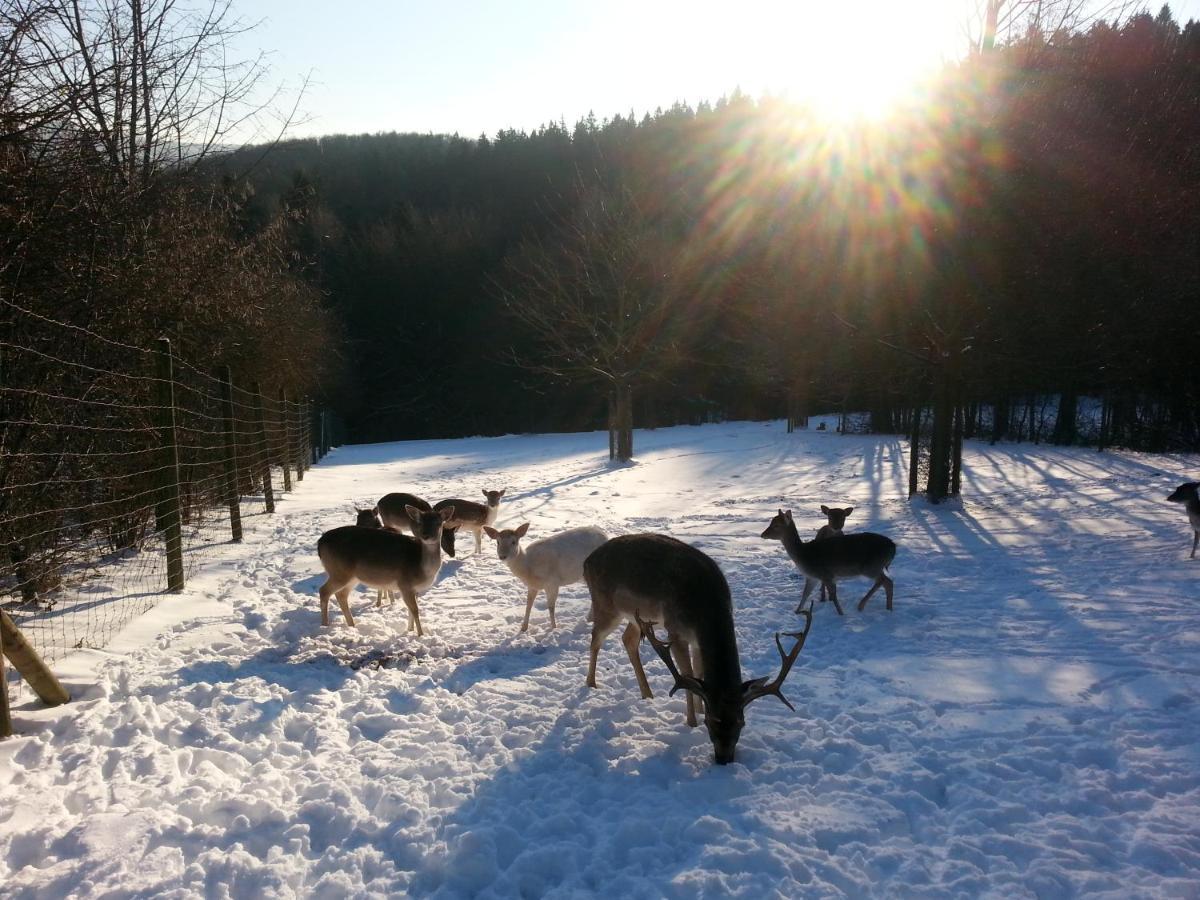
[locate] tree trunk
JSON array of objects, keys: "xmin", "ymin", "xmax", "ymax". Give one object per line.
[
  {"xmin": 908, "ymin": 403, "xmax": 922, "ymax": 498},
  {"xmin": 1053, "ymin": 390, "xmax": 1078, "ymax": 445},
  {"xmin": 607, "ymin": 392, "xmax": 617, "ymax": 460},
  {"xmin": 926, "ymin": 363, "xmax": 955, "ymax": 503},
  {"xmin": 991, "ymin": 397, "xmax": 1009, "ymax": 445},
  {"xmin": 615, "ymin": 382, "xmax": 633, "ymax": 461},
  {"xmin": 951, "ymin": 404, "xmax": 964, "ymax": 497}
]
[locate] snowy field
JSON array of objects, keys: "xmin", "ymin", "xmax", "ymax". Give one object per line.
[{"xmin": 2, "ymin": 420, "xmax": 1199, "ymax": 898}]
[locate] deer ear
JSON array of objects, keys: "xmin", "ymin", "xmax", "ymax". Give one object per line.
[
  {"xmin": 844, "ymin": 507, "xmax": 854, "ymax": 517},
  {"xmin": 515, "ymin": 522, "xmax": 530, "ymax": 538},
  {"xmin": 482, "ymin": 489, "xmax": 489, "ymax": 498},
  {"xmin": 483, "ymin": 526, "xmax": 499, "ymax": 539},
  {"xmin": 785, "ymin": 510, "xmax": 794, "ymax": 521},
  {"xmin": 404, "ymin": 504, "xmax": 420, "ymax": 521},
  {"xmin": 778, "ymin": 508, "xmax": 785, "ymax": 517},
  {"xmin": 438, "ymin": 505, "xmax": 456, "ymax": 522},
  {"xmin": 499, "ymin": 488, "xmax": 506, "ymax": 496},
  {"xmin": 820, "ymin": 504, "xmax": 830, "ymax": 514}
]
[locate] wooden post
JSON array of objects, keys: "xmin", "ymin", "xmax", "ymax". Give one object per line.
[
  {"xmin": 293, "ymin": 398, "xmax": 305, "ymax": 481},
  {"xmin": 1, "ymin": 611, "xmax": 69, "ymax": 707},
  {"xmin": 218, "ymin": 366, "xmax": 243, "ymax": 542},
  {"xmin": 278, "ymin": 389, "xmax": 293, "ymax": 492},
  {"xmin": 0, "ymin": 624, "xmax": 11, "ymax": 738},
  {"xmin": 155, "ymin": 339, "xmax": 185, "ymax": 592},
  {"xmin": 253, "ymin": 382, "xmax": 275, "ymax": 514}
]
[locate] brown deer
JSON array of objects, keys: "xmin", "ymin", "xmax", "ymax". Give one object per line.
[
  {"xmin": 583, "ymin": 533, "xmax": 810, "ymax": 765},
  {"xmin": 1167, "ymin": 482, "xmax": 1200, "ymax": 558},
  {"xmin": 761, "ymin": 509, "xmax": 896, "ymax": 615},
  {"xmin": 376, "ymin": 492, "xmax": 456, "ymax": 557},
  {"xmin": 434, "ymin": 488, "xmax": 505, "ymax": 555},
  {"xmin": 316, "ymin": 505, "xmax": 454, "ymax": 634}
]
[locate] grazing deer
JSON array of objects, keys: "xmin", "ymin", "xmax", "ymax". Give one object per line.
[
  {"xmin": 761, "ymin": 509, "xmax": 896, "ymax": 615},
  {"xmin": 316, "ymin": 505, "xmax": 454, "ymax": 634},
  {"xmin": 434, "ymin": 488, "xmax": 505, "ymax": 555},
  {"xmin": 584, "ymin": 533, "xmax": 811, "ymax": 765},
  {"xmin": 484, "ymin": 523, "xmax": 608, "ymax": 632},
  {"xmin": 376, "ymin": 492, "xmax": 456, "ymax": 557},
  {"xmin": 1167, "ymin": 482, "xmax": 1200, "ymax": 558}
]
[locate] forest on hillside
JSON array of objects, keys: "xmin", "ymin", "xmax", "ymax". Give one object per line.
[{"xmin": 222, "ymin": 7, "xmax": 1200, "ymax": 472}]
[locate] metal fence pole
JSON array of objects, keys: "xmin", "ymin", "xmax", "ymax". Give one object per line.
[
  {"xmin": 0, "ymin": 627, "xmax": 11, "ymax": 738},
  {"xmin": 253, "ymin": 382, "xmax": 275, "ymax": 514},
  {"xmin": 218, "ymin": 366, "xmax": 243, "ymax": 542},
  {"xmin": 154, "ymin": 338, "xmax": 185, "ymax": 591}
]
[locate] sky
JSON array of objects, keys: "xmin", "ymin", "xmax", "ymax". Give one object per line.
[{"xmin": 230, "ymin": 0, "xmax": 1200, "ymax": 142}]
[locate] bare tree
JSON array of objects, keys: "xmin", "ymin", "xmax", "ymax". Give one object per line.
[
  {"xmin": 497, "ymin": 185, "xmax": 680, "ymax": 461},
  {"xmin": 15, "ymin": 0, "xmax": 288, "ymax": 188}
]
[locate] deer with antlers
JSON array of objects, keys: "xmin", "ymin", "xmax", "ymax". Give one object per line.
[{"xmin": 583, "ymin": 533, "xmax": 811, "ymax": 765}]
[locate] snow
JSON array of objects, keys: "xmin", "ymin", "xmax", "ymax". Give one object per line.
[{"xmin": 2, "ymin": 419, "xmax": 1199, "ymax": 898}]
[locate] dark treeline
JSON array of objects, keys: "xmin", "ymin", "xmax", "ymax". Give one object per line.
[{"xmin": 223, "ymin": 9, "xmax": 1199, "ymax": 483}]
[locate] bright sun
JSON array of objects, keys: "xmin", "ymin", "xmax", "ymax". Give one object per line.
[{"xmin": 690, "ymin": 1, "xmax": 954, "ymax": 123}]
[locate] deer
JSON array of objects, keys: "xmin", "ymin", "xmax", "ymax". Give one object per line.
[
  {"xmin": 1167, "ymin": 482, "xmax": 1200, "ymax": 558},
  {"xmin": 353, "ymin": 507, "xmax": 396, "ymax": 608},
  {"xmin": 583, "ymin": 533, "xmax": 811, "ymax": 765},
  {"xmin": 483, "ymin": 523, "xmax": 608, "ymax": 632},
  {"xmin": 434, "ymin": 488, "xmax": 505, "ymax": 556},
  {"xmin": 761, "ymin": 509, "xmax": 896, "ymax": 615},
  {"xmin": 316, "ymin": 504, "xmax": 455, "ymax": 634},
  {"xmin": 807, "ymin": 504, "xmax": 854, "ymax": 603},
  {"xmin": 376, "ymin": 492, "xmax": 457, "ymax": 557}
]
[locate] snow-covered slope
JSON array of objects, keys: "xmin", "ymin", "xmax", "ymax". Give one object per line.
[{"xmin": 2, "ymin": 420, "xmax": 1198, "ymax": 897}]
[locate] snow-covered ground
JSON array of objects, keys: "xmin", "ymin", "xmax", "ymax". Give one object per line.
[{"xmin": 2, "ymin": 420, "xmax": 1199, "ymax": 898}]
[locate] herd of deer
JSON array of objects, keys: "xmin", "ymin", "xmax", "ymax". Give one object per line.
[
  {"xmin": 315, "ymin": 480, "xmax": 1200, "ymax": 765},
  {"xmin": 315, "ymin": 485, "xmax": 900, "ymax": 765}
]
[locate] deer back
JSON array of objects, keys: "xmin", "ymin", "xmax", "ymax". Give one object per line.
[
  {"xmin": 798, "ymin": 532, "xmax": 896, "ymax": 580},
  {"xmin": 377, "ymin": 492, "xmax": 431, "ymax": 531}
]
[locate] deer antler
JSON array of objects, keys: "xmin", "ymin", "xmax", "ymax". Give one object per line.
[
  {"xmin": 741, "ymin": 608, "xmax": 813, "ymax": 711},
  {"xmin": 635, "ymin": 611, "xmax": 706, "ymax": 698}
]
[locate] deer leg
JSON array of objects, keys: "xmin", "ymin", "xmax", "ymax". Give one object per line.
[
  {"xmin": 796, "ymin": 576, "xmax": 816, "ymax": 614},
  {"xmin": 318, "ymin": 579, "xmax": 336, "ymax": 627},
  {"xmin": 335, "ymin": 586, "xmax": 355, "ymax": 627},
  {"xmin": 857, "ymin": 577, "xmax": 885, "ymax": 612},
  {"xmin": 671, "ymin": 640, "xmax": 699, "ymax": 727},
  {"xmin": 546, "ymin": 584, "xmax": 560, "ymax": 629},
  {"xmin": 520, "ymin": 585, "xmax": 538, "ymax": 633},
  {"xmin": 474, "ymin": 527, "xmax": 482, "ymax": 556},
  {"xmin": 621, "ymin": 621, "xmax": 653, "ymax": 699},
  {"xmin": 825, "ymin": 580, "xmax": 845, "ymax": 616},
  {"xmin": 586, "ymin": 601, "xmax": 620, "ymax": 688},
  {"xmin": 400, "ymin": 588, "xmax": 423, "ymax": 636},
  {"xmin": 1192, "ymin": 530, "xmax": 1198, "ymax": 559}
]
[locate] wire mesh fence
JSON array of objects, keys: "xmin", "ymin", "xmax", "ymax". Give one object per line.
[{"xmin": 1, "ymin": 298, "xmax": 334, "ymax": 701}]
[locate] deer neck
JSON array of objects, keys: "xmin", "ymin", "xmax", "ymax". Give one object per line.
[
  {"xmin": 692, "ymin": 601, "xmax": 743, "ymax": 692},
  {"xmin": 502, "ymin": 546, "xmax": 531, "ymax": 583},
  {"xmin": 419, "ymin": 536, "xmax": 443, "ymax": 577},
  {"xmin": 780, "ymin": 520, "xmax": 806, "ymax": 566}
]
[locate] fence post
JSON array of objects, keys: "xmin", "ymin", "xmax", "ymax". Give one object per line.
[
  {"xmin": 218, "ymin": 366, "xmax": 243, "ymax": 542},
  {"xmin": 278, "ymin": 388, "xmax": 293, "ymax": 492},
  {"xmin": 0, "ymin": 628, "xmax": 10, "ymax": 738},
  {"xmin": 1, "ymin": 611, "xmax": 69, "ymax": 707},
  {"xmin": 312, "ymin": 406, "xmax": 321, "ymax": 465},
  {"xmin": 253, "ymin": 382, "xmax": 276, "ymax": 514},
  {"xmin": 293, "ymin": 397, "xmax": 305, "ymax": 481},
  {"xmin": 154, "ymin": 338, "xmax": 185, "ymax": 592}
]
